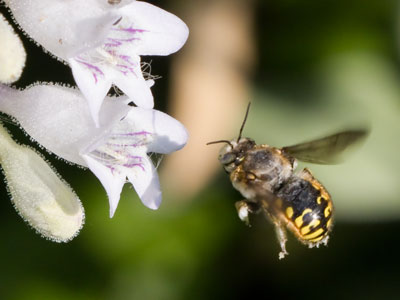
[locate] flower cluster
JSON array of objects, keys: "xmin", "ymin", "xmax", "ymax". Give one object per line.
[{"xmin": 0, "ymin": 0, "xmax": 188, "ymax": 241}]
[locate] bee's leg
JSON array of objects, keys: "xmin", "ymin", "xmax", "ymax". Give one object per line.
[
  {"xmin": 235, "ymin": 200, "xmax": 260, "ymax": 226},
  {"xmin": 263, "ymin": 209, "xmax": 289, "ymax": 259},
  {"xmin": 274, "ymin": 223, "xmax": 289, "ymax": 259},
  {"xmin": 235, "ymin": 200, "xmax": 250, "ymax": 226}
]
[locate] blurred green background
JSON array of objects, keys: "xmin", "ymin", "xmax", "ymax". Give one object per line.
[{"xmin": 1, "ymin": 0, "xmax": 400, "ymax": 299}]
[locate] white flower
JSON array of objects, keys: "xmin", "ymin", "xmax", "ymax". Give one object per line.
[
  {"xmin": 0, "ymin": 123, "xmax": 84, "ymax": 242},
  {"xmin": 5, "ymin": 0, "xmax": 189, "ymax": 125},
  {"xmin": 0, "ymin": 13, "xmax": 26, "ymax": 83},
  {"xmin": 0, "ymin": 83, "xmax": 188, "ymax": 217}
]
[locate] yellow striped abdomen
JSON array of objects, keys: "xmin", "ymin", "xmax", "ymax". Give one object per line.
[{"xmin": 278, "ymin": 168, "xmax": 334, "ymax": 245}]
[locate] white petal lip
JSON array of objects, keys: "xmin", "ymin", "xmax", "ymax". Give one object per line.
[
  {"xmin": 68, "ymin": 58, "xmax": 113, "ymax": 127},
  {"xmin": 112, "ymin": 57, "xmax": 154, "ymax": 109},
  {"xmin": 82, "ymin": 154, "xmax": 125, "ymax": 218},
  {"xmin": 118, "ymin": 1, "xmax": 189, "ymax": 56},
  {"xmin": 121, "ymin": 107, "xmax": 189, "ymax": 154},
  {"xmin": 127, "ymin": 155, "xmax": 162, "ymax": 210}
]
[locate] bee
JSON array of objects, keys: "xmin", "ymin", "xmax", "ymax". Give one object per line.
[{"xmin": 207, "ymin": 103, "xmax": 368, "ymax": 259}]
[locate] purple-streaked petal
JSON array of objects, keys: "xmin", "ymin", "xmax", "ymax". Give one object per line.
[
  {"xmin": 119, "ymin": 107, "xmax": 188, "ymax": 154},
  {"xmin": 113, "ymin": 64, "xmax": 154, "ymax": 109},
  {"xmin": 82, "ymin": 154, "xmax": 126, "ymax": 218},
  {"xmin": 126, "ymin": 155, "xmax": 161, "ymax": 210},
  {"xmin": 69, "ymin": 57, "xmax": 113, "ymax": 126},
  {"xmin": 117, "ymin": 1, "xmax": 189, "ymax": 56}
]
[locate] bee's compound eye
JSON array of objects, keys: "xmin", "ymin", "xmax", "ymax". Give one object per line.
[{"xmin": 219, "ymin": 152, "xmax": 236, "ymax": 165}]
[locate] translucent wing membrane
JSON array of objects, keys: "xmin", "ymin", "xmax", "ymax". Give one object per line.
[{"xmin": 282, "ymin": 129, "xmax": 369, "ymax": 164}]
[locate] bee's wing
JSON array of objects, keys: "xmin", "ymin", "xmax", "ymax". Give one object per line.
[{"xmin": 281, "ymin": 129, "xmax": 369, "ymax": 164}]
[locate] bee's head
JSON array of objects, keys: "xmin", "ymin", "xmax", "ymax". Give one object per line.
[
  {"xmin": 207, "ymin": 102, "xmax": 254, "ymax": 173},
  {"xmin": 215, "ymin": 138, "xmax": 255, "ymax": 173}
]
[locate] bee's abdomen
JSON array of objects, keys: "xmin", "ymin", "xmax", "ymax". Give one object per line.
[{"xmin": 277, "ymin": 169, "xmax": 333, "ymax": 244}]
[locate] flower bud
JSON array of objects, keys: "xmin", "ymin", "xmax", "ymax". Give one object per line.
[{"xmin": 0, "ymin": 125, "xmax": 84, "ymax": 242}]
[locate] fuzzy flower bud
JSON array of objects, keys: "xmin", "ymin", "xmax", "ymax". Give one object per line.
[{"xmin": 0, "ymin": 124, "xmax": 84, "ymax": 242}]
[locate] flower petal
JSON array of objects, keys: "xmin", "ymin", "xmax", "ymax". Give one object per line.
[
  {"xmin": 0, "ymin": 14, "xmax": 26, "ymax": 83},
  {"xmin": 82, "ymin": 154, "xmax": 125, "ymax": 218},
  {"xmin": 126, "ymin": 155, "xmax": 161, "ymax": 210},
  {"xmin": 117, "ymin": 1, "xmax": 189, "ymax": 56},
  {"xmin": 113, "ymin": 62, "xmax": 154, "ymax": 109},
  {"xmin": 119, "ymin": 107, "xmax": 188, "ymax": 154},
  {"xmin": 68, "ymin": 12, "xmax": 120, "ymax": 58},
  {"xmin": 70, "ymin": 53, "xmax": 154, "ymax": 123},
  {"xmin": 69, "ymin": 58, "xmax": 113, "ymax": 126}
]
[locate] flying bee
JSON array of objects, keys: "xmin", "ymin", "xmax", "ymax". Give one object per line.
[{"xmin": 207, "ymin": 103, "xmax": 368, "ymax": 259}]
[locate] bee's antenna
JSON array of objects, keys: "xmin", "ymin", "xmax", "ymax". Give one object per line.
[
  {"xmin": 237, "ymin": 102, "xmax": 251, "ymax": 143},
  {"xmin": 206, "ymin": 140, "xmax": 234, "ymax": 148}
]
